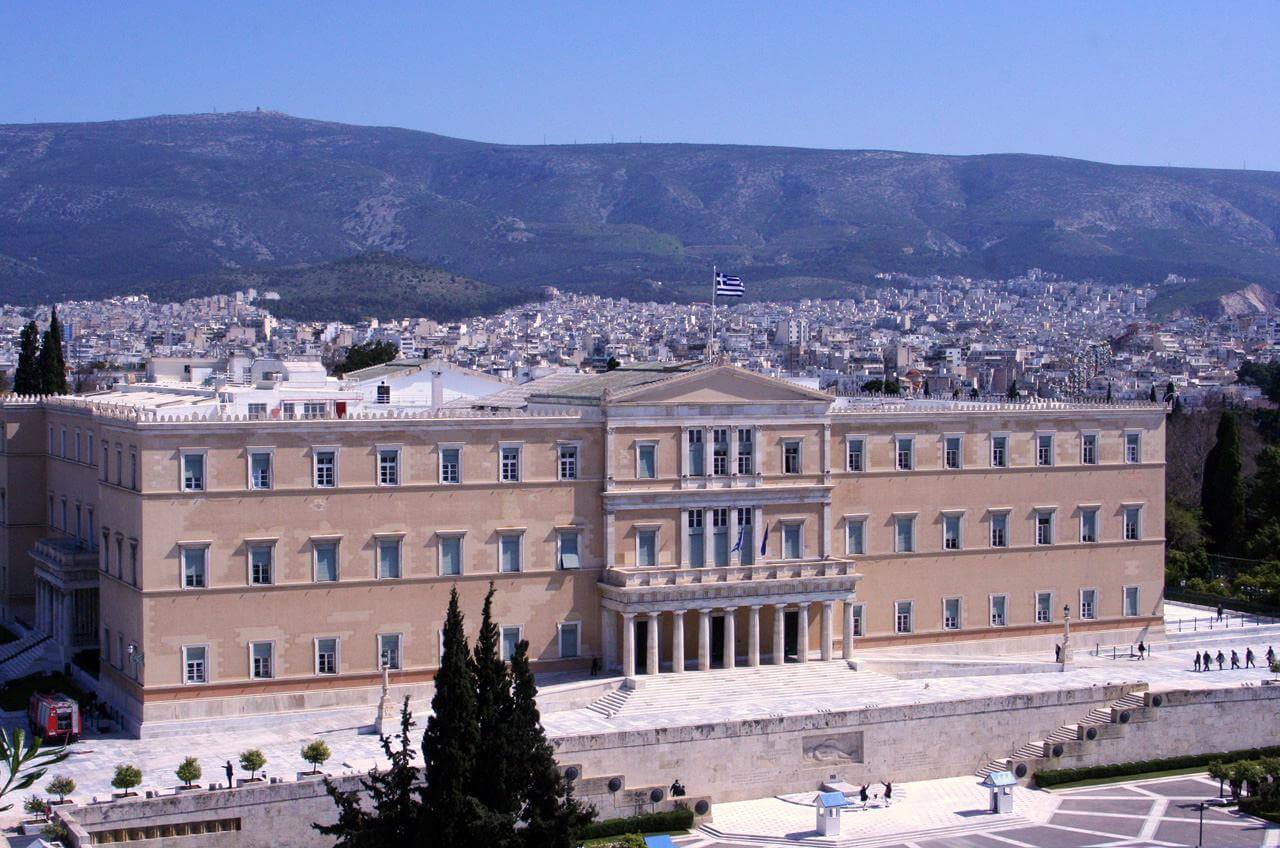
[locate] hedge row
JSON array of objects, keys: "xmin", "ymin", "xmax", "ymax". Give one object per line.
[
  {"xmin": 1034, "ymin": 745, "xmax": 1280, "ymax": 788},
  {"xmin": 580, "ymin": 808, "xmax": 694, "ymax": 841},
  {"xmin": 1239, "ymin": 797, "xmax": 1280, "ymax": 825}
]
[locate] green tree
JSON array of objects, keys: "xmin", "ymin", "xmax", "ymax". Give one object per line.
[
  {"xmin": 509, "ymin": 640, "xmax": 594, "ymax": 847},
  {"xmin": 176, "ymin": 757, "xmax": 201, "ymax": 788},
  {"xmin": 1237, "ymin": 760, "xmax": 1265, "ymax": 797},
  {"xmin": 471, "ymin": 584, "xmax": 517, "ymax": 819},
  {"xmin": 318, "ymin": 698, "xmax": 423, "ymax": 848},
  {"xmin": 1148, "ymin": 384, "xmax": 1157, "ymax": 402},
  {"xmin": 0, "ymin": 728, "xmax": 68, "ymax": 812},
  {"xmin": 302, "ymin": 740, "xmax": 332, "ymax": 774},
  {"xmin": 13, "ymin": 322, "xmax": 40, "ymax": 396},
  {"xmin": 35, "ymin": 307, "xmax": 69, "ymax": 395},
  {"xmin": 239, "ymin": 749, "xmax": 266, "ymax": 781},
  {"xmin": 1208, "ymin": 760, "xmax": 1230, "ymax": 797},
  {"xmin": 44, "ymin": 775, "xmax": 74, "ymax": 804},
  {"xmin": 112, "ymin": 764, "xmax": 142, "ymax": 795},
  {"xmin": 882, "ymin": 379, "xmax": 901, "ymax": 396},
  {"xmin": 1105, "ymin": 381, "xmax": 1113, "ymax": 403},
  {"xmin": 334, "ymin": 341, "xmax": 398, "ymax": 376},
  {"xmin": 1164, "ymin": 381, "xmax": 1177, "ymax": 403},
  {"xmin": 860, "ymin": 378, "xmax": 884, "ymax": 393},
  {"xmin": 1007, "ymin": 380, "xmax": 1019, "ymax": 400},
  {"xmin": 1202, "ymin": 412, "xmax": 1245, "ymax": 555},
  {"xmin": 605, "ymin": 356, "xmax": 621, "ymax": 371}
]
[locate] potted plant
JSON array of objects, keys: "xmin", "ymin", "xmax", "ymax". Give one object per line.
[
  {"xmin": 176, "ymin": 757, "xmax": 202, "ymax": 791},
  {"xmin": 112, "ymin": 764, "xmax": 143, "ymax": 798},
  {"xmin": 238, "ymin": 749, "xmax": 266, "ymax": 784},
  {"xmin": 299, "ymin": 740, "xmax": 331, "ymax": 779},
  {"xmin": 45, "ymin": 775, "xmax": 75, "ymax": 806}
]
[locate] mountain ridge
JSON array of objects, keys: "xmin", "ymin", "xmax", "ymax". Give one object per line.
[{"xmin": 3, "ymin": 111, "xmax": 1280, "ymax": 304}]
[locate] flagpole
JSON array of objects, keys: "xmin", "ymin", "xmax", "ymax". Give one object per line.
[{"xmin": 709, "ymin": 264, "xmax": 717, "ymax": 362}]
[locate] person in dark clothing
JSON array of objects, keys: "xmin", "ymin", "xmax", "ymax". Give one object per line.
[
  {"xmin": 224, "ymin": 760, "xmax": 234, "ymax": 788},
  {"xmin": 1217, "ymin": 602, "xmax": 1225, "ymax": 621},
  {"xmin": 1216, "ymin": 650, "xmax": 1225, "ymax": 670},
  {"xmin": 883, "ymin": 782, "xmax": 893, "ymax": 806},
  {"xmin": 1055, "ymin": 643, "xmax": 1061, "ymax": 663},
  {"xmin": 1267, "ymin": 646, "xmax": 1276, "ymax": 667},
  {"xmin": 1194, "ymin": 652, "xmax": 1202, "ymax": 672},
  {"xmin": 1137, "ymin": 641, "xmax": 1146, "ymax": 660},
  {"xmin": 1230, "ymin": 650, "xmax": 1241, "ymax": 670},
  {"xmin": 1203, "ymin": 650, "xmax": 1213, "ymax": 671},
  {"xmin": 590, "ymin": 657, "xmax": 600, "ymax": 677},
  {"xmin": 859, "ymin": 784, "xmax": 869, "ymax": 804},
  {"xmin": 1246, "ymin": 648, "xmax": 1256, "ymax": 668},
  {"xmin": 669, "ymin": 779, "xmax": 686, "ymax": 797}
]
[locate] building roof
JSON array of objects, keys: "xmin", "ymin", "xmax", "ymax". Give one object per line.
[
  {"xmin": 816, "ymin": 790, "xmax": 850, "ymax": 808},
  {"xmin": 980, "ymin": 771, "xmax": 1018, "ymax": 787},
  {"xmin": 341, "ymin": 357, "xmax": 505, "ymax": 385},
  {"xmin": 525, "ymin": 362, "xmax": 699, "ymax": 405}
]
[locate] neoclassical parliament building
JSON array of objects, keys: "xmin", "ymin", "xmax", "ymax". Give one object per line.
[{"xmin": 0, "ymin": 362, "xmax": 1165, "ymax": 731}]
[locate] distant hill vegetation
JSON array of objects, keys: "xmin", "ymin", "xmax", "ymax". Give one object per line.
[
  {"xmin": 1147, "ymin": 277, "xmax": 1277, "ymax": 319},
  {"xmin": 151, "ymin": 253, "xmax": 538, "ymax": 322},
  {"xmin": 4, "ymin": 111, "xmax": 1280, "ymax": 304}
]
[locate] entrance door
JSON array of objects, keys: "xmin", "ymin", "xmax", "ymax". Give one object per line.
[
  {"xmin": 710, "ymin": 616, "xmax": 726, "ymax": 669},
  {"xmin": 784, "ymin": 610, "xmax": 800, "ymax": 662},
  {"xmin": 635, "ymin": 619, "xmax": 649, "ymax": 674}
]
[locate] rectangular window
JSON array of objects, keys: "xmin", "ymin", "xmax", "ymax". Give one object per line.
[
  {"xmin": 60, "ymin": 428, "xmax": 66, "ymax": 458},
  {"xmin": 848, "ymin": 603, "xmax": 864, "ymax": 637},
  {"xmin": 782, "ymin": 440, "xmax": 801, "ymax": 475},
  {"xmin": 782, "ymin": 522, "xmax": 802, "ymax": 560},
  {"xmin": 129, "ymin": 448, "xmax": 138, "ymax": 490},
  {"xmin": 114, "ymin": 535, "xmax": 123, "ymax": 578},
  {"xmin": 1036, "ymin": 591, "xmax": 1053, "ymax": 623},
  {"xmin": 249, "ymin": 544, "xmax": 273, "ymax": 585},
  {"xmin": 1081, "ymin": 433, "xmax": 1098, "ymax": 465},
  {"xmin": 314, "ymin": 541, "xmax": 339, "ymax": 582},
  {"xmin": 736, "ymin": 508, "xmax": 754, "ymax": 564},
  {"xmin": 183, "ymin": 646, "xmax": 207, "ymax": 684},
  {"xmin": 687, "ymin": 429, "xmax": 705, "ymax": 476},
  {"xmin": 736, "ymin": 428, "xmax": 754, "ymax": 474},
  {"xmin": 439, "ymin": 535, "xmax": 463, "ymax": 575},
  {"xmin": 712, "ymin": 508, "xmax": 730, "ymax": 566},
  {"xmin": 990, "ymin": 513, "xmax": 1008, "ymax": 548},
  {"xmin": 895, "ymin": 516, "xmax": 915, "ymax": 553},
  {"xmin": 1125, "ymin": 432, "xmax": 1141, "ymax": 464},
  {"xmin": 500, "ymin": 626, "xmax": 521, "ymax": 661},
  {"xmin": 558, "ymin": 445, "xmax": 578, "ymax": 480},
  {"xmin": 895, "ymin": 600, "xmax": 914, "ymax": 634},
  {"xmin": 1081, "ymin": 509, "xmax": 1098, "ymax": 543},
  {"xmin": 943, "ymin": 597, "xmax": 961, "ymax": 630},
  {"xmin": 115, "ymin": 446, "xmax": 122, "ymax": 485},
  {"xmin": 499, "ymin": 533, "xmax": 522, "ymax": 573},
  {"xmin": 102, "ymin": 443, "xmax": 109, "ymax": 479},
  {"xmin": 687, "ymin": 510, "xmax": 705, "ymax": 567},
  {"xmin": 1036, "ymin": 511, "xmax": 1054, "ymax": 545},
  {"xmin": 88, "ymin": 432, "xmax": 94, "ymax": 465},
  {"xmin": 313, "ymin": 450, "xmax": 337, "ymax": 488},
  {"xmin": 1124, "ymin": 507, "xmax": 1141, "ymax": 541},
  {"xmin": 128, "ymin": 540, "xmax": 137, "ymax": 585},
  {"xmin": 500, "ymin": 446, "xmax": 521, "ymax": 482},
  {"xmin": 712, "ymin": 428, "xmax": 729, "ymax": 476},
  {"xmin": 846, "ymin": 519, "xmax": 865, "ymax": 556},
  {"xmin": 316, "ymin": 638, "xmax": 338, "ymax": 675},
  {"xmin": 378, "ymin": 633, "xmax": 402, "ymax": 670},
  {"xmin": 74, "ymin": 431, "xmax": 81, "ymax": 462},
  {"xmin": 181, "ymin": 546, "xmax": 207, "ymax": 589},
  {"xmin": 250, "ymin": 642, "xmax": 273, "ymax": 679},
  {"xmin": 558, "ymin": 530, "xmax": 580, "ymax": 570},
  {"xmin": 1080, "ymin": 588, "xmax": 1097, "ymax": 621},
  {"xmin": 990, "ymin": 595, "xmax": 1008, "ymax": 627},
  {"xmin": 896, "ymin": 437, "xmax": 914, "ymax": 471},
  {"xmin": 559, "ymin": 622, "xmax": 581, "ymax": 659},
  {"xmin": 944, "ymin": 436, "xmax": 962, "ymax": 469},
  {"xmin": 249, "ymin": 452, "xmax": 272, "ymax": 490},
  {"xmin": 1036, "ymin": 434, "xmax": 1054, "ymax": 467},
  {"xmin": 636, "ymin": 443, "xmax": 656, "ymax": 479},
  {"xmin": 943, "ymin": 514, "xmax": 962, "ymax": 550},
  {"xmin": 991, "ymin": 435, "xmax": 1008, "ymax": 468},
  {"xmin": 637, "ymin": 529, "xmax": 657, "ymax": 567},
  {"xmin": 377, "ymin": 538, "xmax": 402, "ymax": 579},
  {"xmin": 281, "ymin": 403, "xmax": 296, "ymax": 420},
  {"xmin": 247, "ymin": 403, "xmax": 268, "ymax": 420},
  {"xmin": 846, "ymin": 438, "xmax": 865, "ymax": 472},
  {"xmin": 378, "ymin": 449, "xmax": 400, "ymax": 486},
  {"xmin": 1124, "ymin": 586, "xmax": 1140, "ymax": 617},
  {"xmin": 303, "ymin": 402, "xmax": 326, "ymax": 420},
  {"xmin": 440, "ymin": 447, "xmax": 460, "ymax": 484},
  {"xmin": 182, "ymin": 453, "xmax": 205, "ymax": 492}
]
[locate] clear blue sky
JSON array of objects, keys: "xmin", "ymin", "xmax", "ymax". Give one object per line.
[{"xmin": 4, "ymin": 1, "xmax": 1279, "ymax": 169}]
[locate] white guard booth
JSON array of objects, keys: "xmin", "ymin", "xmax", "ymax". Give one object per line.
[
  {"xmin": 981, "ymin": 770, "xmax": 1017, "ymax": 814},
  {"xmin": 815, "ymin": 790, "xmax": 850, "ymax": 836}
]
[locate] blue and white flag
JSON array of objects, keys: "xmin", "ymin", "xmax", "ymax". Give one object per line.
[
  {"xmin": 731, "ymin": 522, "xmax": 746, "ymax": 554},
  {"xmin": 715, "ymin": 272, "xmax": 744, "ymax": 298}
]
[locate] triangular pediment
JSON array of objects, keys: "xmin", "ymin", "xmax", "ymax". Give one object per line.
[{"xmin": 608, "ymin": 365, "xmax": 832, "ymax": 405}]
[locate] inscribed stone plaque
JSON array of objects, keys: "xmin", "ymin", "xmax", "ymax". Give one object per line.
[{"xmin": 801, "ymin": 731, "xmax": 864, "ymax": 764}]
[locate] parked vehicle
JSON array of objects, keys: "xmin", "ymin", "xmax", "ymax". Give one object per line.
[{"xmin": 28, "ymin": 692, "xmax": 81, "ymax": 742}]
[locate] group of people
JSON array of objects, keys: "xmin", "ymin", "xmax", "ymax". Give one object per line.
[
  {"xmin": 1192, "ymin": 645, "xmax": 1274, "ymax": 672},
  {"xmin": 856, "ymin": 782, "xmax": 893, "ymax": 807}
]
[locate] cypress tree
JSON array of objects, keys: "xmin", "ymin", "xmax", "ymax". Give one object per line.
[
  {"xmin": 36, "ymin": 308, "xmax": 69, "ymax": 395},
  {"xmin": 14, "ymin": 322, "xmax": 40, "ymax": 395},
  {"xmin": 509, "ymin": 641, "xmax": 594, "ymax": 848},
  {"xmin": 1007, "ymin": 379, "xmax": 1018, "ymax": 400},
  {"xmin": 1202, "ymin": 411, "xmax": 1245, "ymax": 555},
  {"xmin": 1148, "ymin": 384, "xmax": 1157, "ymax": 402},
  {"xmin": 1105, "ymin": 381, "xmax": 1113, "ymax": 403},
  {"xmin": 471, "ymin": 584, "xmax": 518, "ymax": 822},
  {"xmin": 1164, "ymin": 381, "xmax": 1176, "ymax": 404}
]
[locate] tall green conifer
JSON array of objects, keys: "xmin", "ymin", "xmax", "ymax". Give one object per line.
[
  {"xmin": 471, "ymin": 583, "xmax": 517, "ymax": 817},
  {"xmin": 1202, "ymin": 411, "xmax": 1245, "ymax": 554},
  {"xmin": 36, "ymin": 308, "xmax": 69, "ymax": 395},
  {"xmin": 14, "ymin": 322, "xmax": 41, "ymax": 395}
]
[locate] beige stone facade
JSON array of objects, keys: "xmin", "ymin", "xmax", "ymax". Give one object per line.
[{"xmin": 0, "ymin": 365, "xmax": 1166, "ymax": 731}]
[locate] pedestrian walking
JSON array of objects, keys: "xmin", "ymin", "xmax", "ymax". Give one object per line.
[
  {"xmin": 1137, "ymin": 641, "xmax": 1146, "ymax": 660},
  {"xmin": 1055, "ymin": 643, "xmax": 1061, "ymax": 663},
  {"xmin": 1217, "ymin": 602, "xmax": 1224, "ymax": 621},
  {"xmin": 1246, "ymin": 648, "xmax": 1256, "ymax": 668},
  {"xmin": 883, "ymin": 782, "xmax": 893, "ymax": 806},
  {"xmin": 1267, "ymin": 646, "xmax": 1276, "ymax": 666},
  {"xmin": 224, "ymin": 760, "xmax": 234, "ymax": 788},
  {"xmin": 1194, "ymin": 652, "xmax": 1202, "ymax": 672},
  {"xmin": 1231, "ymin": 650, "xmax": 1241, "ymax": 670},
  {"xmin": 1216, "ymin": 650, "xmax": 1225, "ymax": 670},
  {"xmin": 1203, "ymin": 650, "xmax": 1213, "ymax": 671}
]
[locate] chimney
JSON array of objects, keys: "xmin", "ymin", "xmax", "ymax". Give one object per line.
[{"xmin": 431, "ymin": 371, "xmax": 444, "ymax": 408}]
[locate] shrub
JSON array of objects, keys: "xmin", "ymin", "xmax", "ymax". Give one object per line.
[
  {"xmin": 176, "ymin": 757, "xmax": 202, "ymax": 788},
  {"xmin": 301, "ymin": 740, "xmax": 331, "ymax": 773},
  {"xmin": 23, "ymin": 795, "xmax": 49, "ymax": 817},
  {"xmin": 112, "ymin": 764, "xmax": 142, "ymax": 793},
  {"xmin": 45, "ymin": 775, "xmax": 74, "ymax": 803},
  {"xmin": 579, "ymin": 808, "xmax": 694, "ymax": 841},
  {"xmin": 239, "ymin": 749, "xmax": 267, "ymax": 780},
  {"xmin": 41, "ymin": 820, "xmax": 71, "ymax": 842},
  {"xmin": 1034, "ymin": 746, "xmax": 1280, "ymax": 788}
]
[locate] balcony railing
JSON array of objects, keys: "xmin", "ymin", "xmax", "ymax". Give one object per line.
[{"xmin": 602, "ymin": 558, "xmax": 856, "ymax": 589}]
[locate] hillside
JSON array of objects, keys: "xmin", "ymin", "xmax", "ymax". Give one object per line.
[
  {"xmin": 3, "ymin": 111, "xmax": 1280, "ymax": 303},
  {"xmin": 152, "ymin": 253, "xmax": 538, "ymax": 322},
  {"xmin": 1147, "ymin": 277, "xmax": 1277, "ymax": 319}
]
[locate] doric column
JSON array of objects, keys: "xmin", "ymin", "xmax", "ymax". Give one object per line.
[
  {"xmin": 797, "ymin": 603, "xmax": 810, "ymax": 663},
  {"xmin": 601, "ymin": 608, "xmax": 617, "ymax": 672},
  {"xmin": 703, "ymin": 511, "xmax": 713, "ymax": 568},
  {"xmin": 679, "ymin": 509, "xmax": 688, "ymax": 566},
  {"xmin": 748, "ymin": 605, "xmax": 761, "ymax": 667},
  {"xmin": 821, "ymin": 601, "xmax": 834, "ymax": 661},
  {"xmin": 605, "ymin": 510, "xmax": 616, "ymax": 567},
  {"xmin": 622, "ymin": 613, "xmax": 636, "ymax": 678},
  {"xmin": 646, "ymin": 612, "xmax": 660, "ymax": 675},
  {"xmin": 821, "ymin": 501, "xmax": 832, "ymax": 558},
  {"xmin": 842, "ymin": 600, "xmax": 855, "ymax": 659},
  {"xmin": 671, "ymin": 610, "xmax": 686, "ymax": 673},
  {"xmin": 698, "ymin": 609, "xmax": 711, "ymax": 671},
  {"xmin": 773, "ymin": 603, "xmax": 787, "ymax": 664},
  {"xmin": 723, "ymin": 608, "xmax": 737, "ymax": 670},
  {"xmin": 753, "ymin": 426, "xmax": 763, "ymax": 478}
]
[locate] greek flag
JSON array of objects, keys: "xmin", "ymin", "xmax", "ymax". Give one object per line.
[
  {"xmin": 715, "ymin": 272, "xmax": 744, "ymax": 297},
  {"xmin": 731, "ymin": 521, "xmax": 746, "ymax": 553}
]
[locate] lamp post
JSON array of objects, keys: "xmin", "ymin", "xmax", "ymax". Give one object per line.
[{"xmin": 1061, "ymin": 604, "xmax": 1072, "ymax": 666}]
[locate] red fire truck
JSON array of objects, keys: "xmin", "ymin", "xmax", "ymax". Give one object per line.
[{"xmin": 27, "ymin": 692, "xmax": 81, "ymax": 742}]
